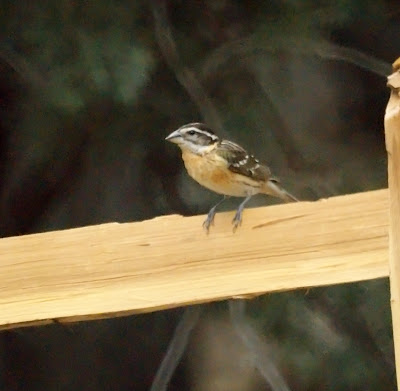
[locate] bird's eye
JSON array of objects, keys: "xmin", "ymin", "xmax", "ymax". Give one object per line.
[{"xmin": 188, "ymin": 130, "xmax": 196, "ymax": 136}]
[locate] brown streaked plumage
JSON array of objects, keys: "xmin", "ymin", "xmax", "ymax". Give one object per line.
[{"xmin": 166, "ymin": 123, "xmax": 298, "ymax": 232}]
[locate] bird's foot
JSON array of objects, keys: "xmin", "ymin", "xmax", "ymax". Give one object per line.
[
  {"xmin": 231, "ymin": 195, "xmax": 251, "ymax": 232},
  {"xmin": 232, "ymin": 210, "xmax": 243, "ymax": 233},
  {"xmin": 203, "ymin": 209, "xmax": 216, "ymax": 233}
]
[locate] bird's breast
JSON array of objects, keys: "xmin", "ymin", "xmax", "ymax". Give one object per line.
[{"xmin": 181, "ymin": 150, "xmax": 261, "ymax": 197}]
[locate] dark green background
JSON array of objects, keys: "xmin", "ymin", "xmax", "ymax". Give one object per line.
[{"xmin": 0, "ymin": 0, "xmax": 397, "ymax": 390}]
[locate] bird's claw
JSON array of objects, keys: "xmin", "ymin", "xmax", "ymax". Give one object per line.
[
  {"xmin": 203, "ymin": 213, "xmax": 215, "ymax": 234},
  {"xmin": 232, "ymin": 212, "xmax": 242, "ymax": 233}
]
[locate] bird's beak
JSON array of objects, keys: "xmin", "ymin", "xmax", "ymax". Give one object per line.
[{"xmin": 165, "ymin": 129, "xmax": 182, "ymax": 143}]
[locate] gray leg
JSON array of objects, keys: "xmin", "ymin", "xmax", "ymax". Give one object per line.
[
  {"xmin": 203, "ymin": 196, "xmax": 229, "ymax": 233},
  {"xmin": 232, "ymin": 195, "xmax": 252, "ymax": 232}
]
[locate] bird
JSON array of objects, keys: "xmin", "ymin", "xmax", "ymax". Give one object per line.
[{"xmin": 165, "ymin": 123, "xmax": 298, "ymax": 232}]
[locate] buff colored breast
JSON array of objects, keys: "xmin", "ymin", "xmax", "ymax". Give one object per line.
[{"xmin": 181, "ymin": 150, "xmax": 262, "ymax": 197}]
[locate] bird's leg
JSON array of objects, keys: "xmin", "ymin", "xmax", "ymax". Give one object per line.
[
  {"xmin": 232, "ymin": 195, "xmax": 252, "ymax": 232},
  {"xmin": 203, "ymin": 196, "xmax": 229, "ymax": 233}
]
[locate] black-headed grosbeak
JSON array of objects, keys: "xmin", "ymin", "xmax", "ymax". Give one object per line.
[{"xmin": 166, "ymin": 123, "xmax": 298, "ymax": 232}]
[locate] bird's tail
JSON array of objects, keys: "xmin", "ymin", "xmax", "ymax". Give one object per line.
[{"xmin": 262, "ymin": 179, "xmax": 299, "ymax": 203}]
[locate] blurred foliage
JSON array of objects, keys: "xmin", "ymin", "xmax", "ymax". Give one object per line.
[{"xmin": 0, "ymin": 0, "xmax": 398, "ymax": 390}]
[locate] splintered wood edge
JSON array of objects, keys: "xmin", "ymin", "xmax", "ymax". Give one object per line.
[
  {"xmin": 385, "ymin": 58, "xmax": 400, "ymax": 388},
  {"xmin": 0, "ymin": 189, "xmax": 389, "ymax": 329}
]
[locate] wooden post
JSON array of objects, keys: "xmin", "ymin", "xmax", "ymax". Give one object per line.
[{"xmin": 385, "ymin": 57, "xmax": 400, "ymax": 388}]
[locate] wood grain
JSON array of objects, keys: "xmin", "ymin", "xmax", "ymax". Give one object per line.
[
  {"xmin": 385, "ymin": 58, "xmax": 400, "ymax": 388},
  {"xmin": 0, "ymin": 189, "xmax": 389, "ymax": 329}
]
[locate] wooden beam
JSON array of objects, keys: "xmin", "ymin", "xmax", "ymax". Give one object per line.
[
  {"xmin": 0, "ymin": 189, "xmax": 389, "ymax": 329},
  {"xmin": 385, "ymin": 58, "xmax": 400, "ymax": 388}
]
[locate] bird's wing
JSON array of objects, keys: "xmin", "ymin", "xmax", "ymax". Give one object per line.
[{"xmin": 216, "ymin": 140, "xmax": 274, "ymax": 182}]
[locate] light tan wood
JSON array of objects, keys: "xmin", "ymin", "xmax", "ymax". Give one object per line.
[
  {"xmin": 385, "ymin": 58, "xmax": 400, "ymax": 389},
  {"xmin": 0, "ymin": 189, "xmax": 389, "ymax": 329}
]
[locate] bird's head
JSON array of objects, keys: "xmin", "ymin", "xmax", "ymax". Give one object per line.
[{"xmin": 165, "ymin": 123, "xmax": 219, "ymax": 154}]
